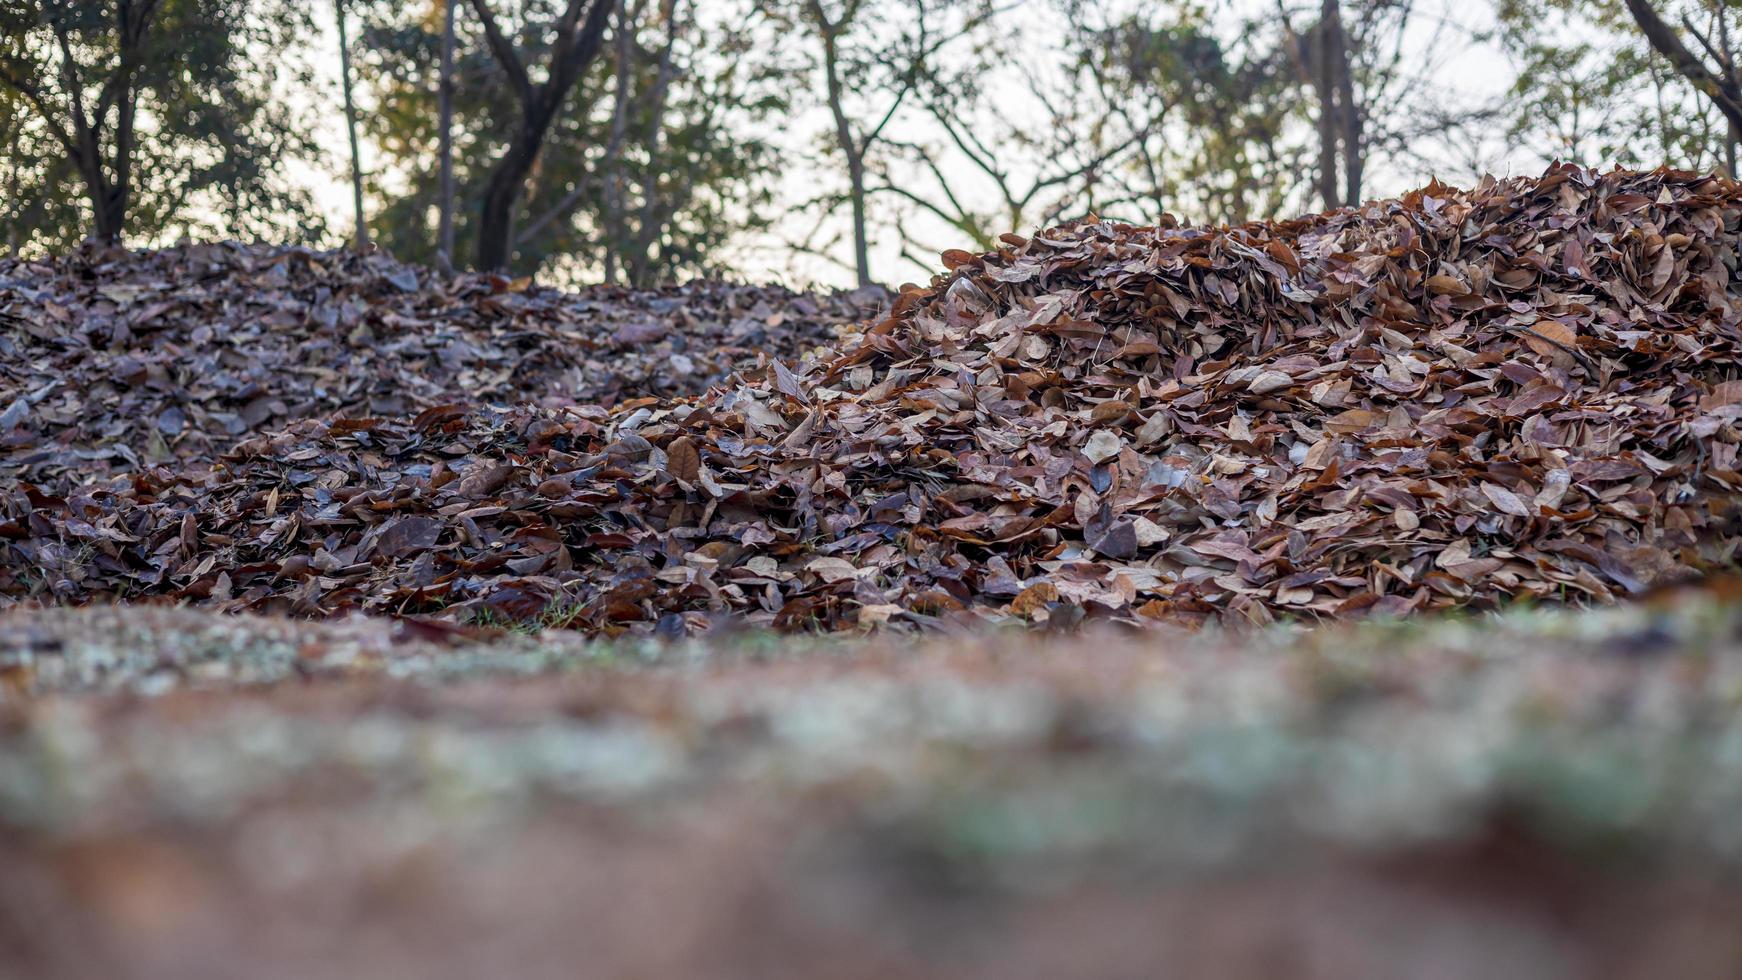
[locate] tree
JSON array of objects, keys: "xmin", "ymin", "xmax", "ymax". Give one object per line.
[
  {"xmin": 766, "ymin": 0, "xmax": 1001, "ymax": 287},
  {"xmin": 1068, "ymin": 1, "xmax": 1306, "ymax": 226},
  {"xmin": 1259, "ymin": 1, "xmax": 1495, "ymax": 213},
  {"xmin": 1275, "ymin": 0, "xmax": 1375, "ymax": 210},
  {"xmin": 772, "ymin": 0, "xmax": 1311, "ymax": 281},
  {"xmin": 0, "ymin": 0, "xmax": 322, "ymax": 248},
  {"xmin": 862, "ymin": 2, "xmax": 1227, "ymax": 264},
  {"xmin": 0, "ymin": 88, "xmax": 84, "ymax": 254},
  {"xmin": 466, "ymin": 0, "xmax": 614, "ymax": 271},
  {"xmin": 596, "ymin": 0, "xmax": 682, "ymax": 285},
  {"xmin": 1497, "ymin": 0, "xmax": 1738, "ymax": 175},
  {"xmin": 336, "ymin": 0, "xmax": 369, "ymax": 247},
  {"xmin": 1290, "ymin": 0, "xmax": 1362, "ymax": 209},
  {"xmin": 803, "ymin": 0, "xmax": 875, "ymax": 287},
  {"xmin": 437, "ymin": 0, "xmax": 457, "ymax": 266},
  {"xmin": 1621, "ymin": 0, "xmax": 1742, "ymax": 173},
  {"xmin": 0, "ymin": 0, "xmax": 157, "ymax": 241},
  {"xmin": 588, "ymin": 0, "xmax": 782, "ymax": 285},
  {"xmin": 356, "ymin": 0, "xmax": 779, "ymax": 282}
]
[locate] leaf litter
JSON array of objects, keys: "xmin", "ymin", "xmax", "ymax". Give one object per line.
[
  {"xmin": 3, "ymin": 166, "xmax": 1740, "ymax": 634},
  {"xmin": 0, "ymin": 240, "xmax": 879, "ymax": 482}
]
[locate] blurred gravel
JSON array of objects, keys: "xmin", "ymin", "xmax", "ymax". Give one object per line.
[{"xmin": 2, "ymin": 590, "xmax": 1742, "ymax": 977}]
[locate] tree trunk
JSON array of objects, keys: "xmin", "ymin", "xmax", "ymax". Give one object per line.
[
  {"xmin": 1718, "ymin": 5, "xmax": 1741, "ymax": 178},
  {"xmin": 469, "ymin": 0, "xmax": 615, "ymax": 272},
  {"xmin": 814, "ymin": 12, "xmax": 871, "ymax": 287},
  {"xmin": 2, "ymin": 138, "xmax": 12, "ymax": 257},
  {"xmin": 1312, "ymin": 0, "xmax": 1341, "ymax": 211},
  {"xmin": 437, "ymin": 0, "xmax": 457, "ymax": 265},
  {"xmin": 628, "ymin": 0, "xmax": 679, "ymax": 287},
  {"xmin": 67, "ymin": 83, "xmax": 127, "ymax": 242},
  {"xmin": 74, "ymin": 154, "xmax": 125, "ymax": 243},
  {"xmin": 476, "ymin": 129, "xmax": 539, "ymax": 271},
  {"xmin": 1324, "ymin": 0, "xmax": 1361, "ymax": 204},
  {"xmin": 845, "ymin": 151, "xmax": 870, "ymax": 286},
  {"xmin": 95, "ymin": 186, "xmax": 126, "ymax": 242},
  {"xmin": 336, "ymin": 0, "xmax": 367, "ymax": 249},
  {"xmin": 602, "ymin": 0, "xmax": 633, "ymax": 284},
  {"xmin": 110, "ymin": 60, "xmax": 139, "ymax": 243},
  {"xmin": 4, "ymin": 158, "xmax": 15, "ymax": 257}
]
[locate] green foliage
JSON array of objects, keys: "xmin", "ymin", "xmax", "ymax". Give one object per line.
[
  {"xmin": 1085, "ymin": 0, "xmax": 1501, "ymax": 226},
  {"xmin": 354, "ymin": 0, "xmax": 781, "ymax": 283},
  {"xmin": 0, "ymin": 0, "xmax": 327, "ymax": 251},
  {"xmin": 0, "ymin": 0, "xmax": 1736, "ymax": 278},
  {"xmin": 1495, "ymin": 0, "xmax": 1737, "ymax": 173},
  {"xmin": 1084, "ymin": 2, "xmax": 1306, "ymax": 225},
  {"xmin": 0, "ymin": 91, "xmax": 84, "ymax": 253}
]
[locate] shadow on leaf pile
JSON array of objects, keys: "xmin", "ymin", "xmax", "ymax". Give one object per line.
[{"xmin": 0, "ymin": 240, "xmax": 876, "ymax": 484}]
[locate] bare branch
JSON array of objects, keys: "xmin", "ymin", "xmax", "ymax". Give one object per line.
[
  {"xmin": 0, "ymin": 60, "xmax": 76, "ymax": 155},
  {"xmin": 868, "ymin": 182, "xmax": 987, "ymax": 243},
  {"xmin": 516, "ymin": 174, "xmax": 594, "ymax": 248},
  {"xmin": 1681, "ymin": 13, "xmax": 1731, "ymax": 77},
  {"xmin": 1624, "ymin": 0, "xmax": 1742, "ymax": 136},
  {"xmin": 48, "ymin": 13, "xmax": 93, "ymax": 142},
  {"xmin": 467, "ymin": 0, "xmax": 534, "ymax": 107}
]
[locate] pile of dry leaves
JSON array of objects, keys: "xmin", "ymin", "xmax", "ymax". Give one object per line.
[
  {"xmin": 0, "ymin": 240, "xmax": 876, "ymax": 483},
  {"xmin": 3, "ymin": 166, "xmax": 1740, "ymax": 631}
]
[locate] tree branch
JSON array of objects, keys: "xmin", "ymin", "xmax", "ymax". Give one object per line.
[
  {"xmin": 47, "ymin": 13, "xmax": 93, "ymax": 142},
  {"xmin": 94, "ymin": 0, "xmax": 157, "ymax": 128},
  {"xmin": 515, "ymin": 173, "xmax": 593, "ymax": 247},
  {"xmin": 868, "ymin": 182, "xmax": 984, "ymax": 243},
  {"xmin": 0, "ymin": 60, "xmax": 76, "ymax": 155},
  {"xmin": 1679, "ymin": 13, "xmax": 1731, "ymax": 77},
  {"xmin": 541, "ymin": 0, "xmax": 614, "ymax": 121},
  {"xmin": 1625, "ymin": 0, "xmax": 1742, "ymax": 136},
  {"xmin": 467, "ymin": 0, "xmax": 534, "ymax": 107}
]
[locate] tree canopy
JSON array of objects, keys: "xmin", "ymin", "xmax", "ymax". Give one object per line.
[
  {"xmin": 0, "ymin": 0, "xmax": 324, "ymax": 249},
  {"xmin": 0, "ymin": 0, "xmax": 1731, "ymax": 284}
]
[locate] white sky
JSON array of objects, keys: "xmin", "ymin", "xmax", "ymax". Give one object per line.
[{"xmin": 289, "ymin": 0, "xmax": 1535, "ymax": 289}]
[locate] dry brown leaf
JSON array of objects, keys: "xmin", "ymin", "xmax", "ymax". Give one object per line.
[
  {"xmin": 1481, "ymin": 483, "xmax": 1533, "ymax": 518},
  {"xmin": 1082, "ymin": 430, "xmax": 1123, "ymax": 464},
  {"xmin": 666, "ymin": 437, "xmax": 701, "ymax": 482},
  {"xmin": 1426, "ymin": 274, "xmax": 1471, "ymax": 296},
  {"xmin": 1091, "ymin": 400, "xmax": 1133, "ymax": 423},
  {"xmin": 1009, "ymin": 582, "xmax": 1060, "ymax": 617},
  {"xmin": 1524, "ymin": 320, "xmax": 1578, "ymax": 363}
]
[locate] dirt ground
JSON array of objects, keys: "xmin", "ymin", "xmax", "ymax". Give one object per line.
[{"xmin": 3, "ymin": 592, "xmax": 1742, "ymax": 978}]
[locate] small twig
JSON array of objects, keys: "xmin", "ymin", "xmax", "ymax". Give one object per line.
[{"xmin": 1510, "ymin": 325, "xmax": 1599, "ymax": 377}]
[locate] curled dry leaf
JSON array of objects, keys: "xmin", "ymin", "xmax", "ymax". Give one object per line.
[
  {"xmin": 1426, "ymin": 274, "xmax": 1471, "ymax": 296},
  {"xmin": 665, "ymin": 437, "xmax": 701, "ymax": 482},
  {"xmin": 1480, "ymin": 483, "xmax": 1533, "ymax": 519},
  {"xmin": 1009, "ymin": 581, "xmax": 1060, "ymax": 617},
  {"xmin": 1091, "ymin": 400, "xmax": 1134, "ymax": 423},
  {"xmin": 806, "ymin": 557, "xmax": 859, "ymax": 584},
  {"xmin": 1082, "ymin": 430, "xmax": 1123, "ymax": 464},
  {"xmin": 1246, "ymin": 371, "xmax": 1294, "ymax": 395}
]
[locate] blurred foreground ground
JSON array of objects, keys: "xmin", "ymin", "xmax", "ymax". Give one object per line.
[{"xmin": 2, "ymin": 590, "xmax": 1742, "ymax": 978}]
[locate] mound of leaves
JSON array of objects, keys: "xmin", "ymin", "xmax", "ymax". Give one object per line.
[
  {"xmin": 4, "ymin": 166, "xmax": 1741, "ymax": 631},
  {"xmin": 0, "ymin": 241, "xmax": 877, "ymax": 485}
]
